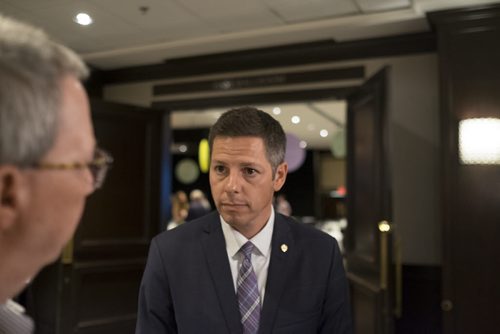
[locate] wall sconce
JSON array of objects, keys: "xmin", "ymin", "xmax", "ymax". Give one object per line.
[{"xmin": 459, "ymin": 118, "xmax": 500, "ymax": 165}]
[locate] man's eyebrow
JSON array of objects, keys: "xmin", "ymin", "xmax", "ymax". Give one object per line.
[
  {"xmin": 211, "ymin": 159, "xmax": 226, "ymax": 165},
  {"xmin": 240, "ymin": 162, "xmax": 263, "ymax": 169}
]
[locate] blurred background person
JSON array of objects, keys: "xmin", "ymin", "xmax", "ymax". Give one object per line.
[
  {"xmin": 167, "ymin": 190, "xmax": 189, "ymax": 230},
  {"xmin": 186, "ymin": 189, "xmax": 211, "ymax": 221},
  {"xmin": 275, "ymin": 193, "xmax": 292, "ymax": 216},
  {"xmin": 0, "ymin": 14, "xmax": 112, "ymax": 333}
]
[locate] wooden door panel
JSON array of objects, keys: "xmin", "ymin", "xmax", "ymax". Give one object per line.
[
  {"xmin": 68, "ymin": 262, "xmax": 145, "ymax": 333},
  {"xmin": 346, "ymin": 67, "xmax": 393, "ymax": 334},
  {"xmin": 27, "ymin": 100, "xmax": 170, "ymax": 334},
  {"xmin": 352, "ymin": 101, "xmax": 379, "ymax": 264},
  {"xmin": 75, "ymin": 319, "xmax": 137, "ymax": 334},
  {"xmin": 74, "ymin": 102, "xmax": 166, "ymax": 262},
  {"xmin": 349, "ymin": 274, "xmax": 383, "ymax": 334}
]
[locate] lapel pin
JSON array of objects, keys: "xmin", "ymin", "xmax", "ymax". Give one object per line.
[{"xmin": 281, "ymin": 244, "xmax": 288, "ymax": 253}]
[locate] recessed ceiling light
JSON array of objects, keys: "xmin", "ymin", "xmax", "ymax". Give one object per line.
[
  {"xmin": 320, "ymin": 129, "xmax": 329, "ymax": 137},
  {"xmin": 299, "ymin": 140, "xmax": 307, "ymax": 149},
  {"xmin": 74, "ymin": 13, "xmax": 93, "ymax": 26},
  {"xmin": 179, "ymin": 144, "xmax": 187, "ymax": 153},
  {"xmin": 272, "ymin": 107, "xmax": 281, "ymax": 115},
  {"xmin": 291, "ymin": 116, "xmax": 300, "ymax": 124}
]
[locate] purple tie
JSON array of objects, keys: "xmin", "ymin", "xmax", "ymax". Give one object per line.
[{"xmin": 237, "ymin": 241, "xmax": 260, "ymax": 334}]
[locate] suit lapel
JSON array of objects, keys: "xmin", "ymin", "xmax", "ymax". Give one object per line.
[
  {"xmin": 259, "ymin": 215, "xmax": 295, "ymax": 334},
  {"xmin": 200, "ymin": 215, "xmax": 243, "ymax": 334}
]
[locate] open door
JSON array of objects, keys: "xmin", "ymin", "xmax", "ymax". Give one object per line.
[
  {"xmin": 26, "ymin": 100, "xmax": 171, "ymax": 334},
  {"xmin": 345, "ymin": 67, "xmax": 396, "ymax": 334}
]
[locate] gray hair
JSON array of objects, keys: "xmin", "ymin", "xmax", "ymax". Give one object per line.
[
  {"xmin": 0, "ymin": 15, "xmax": 89, "ymax": 166},
  {"xmin": 208, "ymin": 106, "xmax": 286, "ymax": 176}
]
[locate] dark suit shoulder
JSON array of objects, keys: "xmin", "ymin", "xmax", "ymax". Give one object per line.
[
  {"xmin": 273, "ymin": 214, "xmax": 341, "ymax": 263},
  {"xmin": 153, "ymin": 211, "xmax": 219, "ymax": 247},
  {"xmin": 279, "ymin": 214, "xmax": 337, "ymax": 243}
]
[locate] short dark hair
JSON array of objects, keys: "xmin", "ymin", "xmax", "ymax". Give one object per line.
[{"xmin": 208, "ymin": 106, "xmax": 286, "ymax": 174}]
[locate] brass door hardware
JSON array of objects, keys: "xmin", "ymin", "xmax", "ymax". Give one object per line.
[{"xmin": 378, "ymin": 220, "xmax": 402, "ymax": 318}]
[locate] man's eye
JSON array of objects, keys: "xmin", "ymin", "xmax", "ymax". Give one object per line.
[
  {"xmin": 243, "ymin": 168, "xmax": 257, "ymax": 176},
  {"xmin": 214, "ymin": 165, "xmax": 226, "ymax": 174}
]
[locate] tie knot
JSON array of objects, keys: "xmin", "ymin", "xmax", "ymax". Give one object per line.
[{"xmin": 240, "ymin": 241, "xmax": 254, "ymax": 259}]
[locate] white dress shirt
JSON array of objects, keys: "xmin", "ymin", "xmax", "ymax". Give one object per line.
[
  {"xmin": 0, "ymin": 299, "xmax": 33, "ymax": 334},
  {"xmin": 220, "ymin": 207, "xmax": 275, "ymax": 304}
]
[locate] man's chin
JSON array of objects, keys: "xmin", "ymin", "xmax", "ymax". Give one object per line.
[{"xmin": 221, "ymin": 214, "xmax": 245, "ymax": 228}]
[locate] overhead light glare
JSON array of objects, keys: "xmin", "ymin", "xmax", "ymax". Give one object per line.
[
  {"xmin": 299, "ymin": 140, "xmax": 308, "ymax": 149},
  {"xmin": 74, "ymin": 13, "xmax": 93, "ymax": 26},
  {"xmin": 320, "ymin": 129, "xmax": 329, "ymax": 137},
  {"xmin": 272, "ymin": 107, "xmax": 281, "ymax": 115},
  {"xmin": 291, "ymin": 116, "xmax": 300, "ymax": 124}
]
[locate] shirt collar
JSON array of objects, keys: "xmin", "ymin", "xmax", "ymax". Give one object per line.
[
  {"xmin": 2, "ymin": 299, "xmax": 26, "ymax": 315},
  {"xmin": 220, "ymin": 207, "xmax": 275, "ymax": 259}
]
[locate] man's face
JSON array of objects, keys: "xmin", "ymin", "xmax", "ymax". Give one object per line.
[
  {"xmin": 209, "ymin": 136, "xmax": 287, "ymax": 238},
  {"xmin": 19, "ymin": 75, "xmax": 95, "ymax": 264}
]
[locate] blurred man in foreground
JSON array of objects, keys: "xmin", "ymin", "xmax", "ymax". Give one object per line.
[{"xmin": 0, "ymin": 15, "xmax": 112, "ymax": 333}]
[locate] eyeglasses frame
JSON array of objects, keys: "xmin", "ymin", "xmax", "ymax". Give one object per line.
[{"xmin": 31, "ymin": 148, "xmax": 113, "ymax": 190}]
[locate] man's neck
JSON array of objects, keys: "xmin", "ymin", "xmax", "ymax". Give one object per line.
[{"xmin": 0, "ymin": 249, "xmax": 33, "ymax": 305}]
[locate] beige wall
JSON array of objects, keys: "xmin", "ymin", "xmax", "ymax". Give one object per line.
[
  {"xmin": 320, "ymin": 156, "xmax": 345, "ymax": 191},
  {"xmin": 365, "ymin": 54, "xmax": 441, "ymax": 265}
]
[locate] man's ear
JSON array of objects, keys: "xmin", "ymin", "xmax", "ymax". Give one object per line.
[
  {"xmin": 0, "ymin": 166, "xmax": 25, "ymax": 231},
  {"xmin": 273, "ymin": 162, "xmax": 288, "ymax": 192}
]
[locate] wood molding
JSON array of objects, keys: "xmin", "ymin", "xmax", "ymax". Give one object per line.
[
  {"xmin": 102, "ymin": 32, "xmax": 435, "ymax": 85},
  {"xmin": 152, "ymin": 86, "xmax": 357, "ymax": 110},
  {"xmin": 153, "ymin": 66, "xmax": 364, "ymax": 96}
]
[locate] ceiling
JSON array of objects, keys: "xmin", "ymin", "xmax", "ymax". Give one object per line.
[
  {"xmin": 1, "ymin": 0, "xmax": 497, "ymax": 150},
  {"xmin": 1, "ymin": 0, "xmax": 496, "ymax": 70},
  {"xmin": 171, "ymin": 100, "xmax": 347, "ymax": 151}
]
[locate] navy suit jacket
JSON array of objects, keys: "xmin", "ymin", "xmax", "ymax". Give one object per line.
[{"xmin": 136, "ymin": 211, "xmax": 352, "ymax": 334}]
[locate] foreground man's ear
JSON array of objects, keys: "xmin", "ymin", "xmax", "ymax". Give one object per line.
[{"xmin": 0, "ymin": 166, "xmax": 25, "ymax": 231}]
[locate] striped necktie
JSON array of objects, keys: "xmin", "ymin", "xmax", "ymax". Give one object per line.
[{"xmin": 237, "ymin": 241, "xmax": 260, "ymax": 334}]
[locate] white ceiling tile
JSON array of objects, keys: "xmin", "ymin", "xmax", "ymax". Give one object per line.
[
  {"xmin": 7, "ymin": 1, "xmax": 163, "ymax": 54},
  {"xmin": 255, "ymin": 101, "xmax": 345, "ymax": 149},
  {"xmin": 0, "ymin": 0, "xmax": 69, "ymax": 11},
  {"xmin": 1, "ymin": 0, "xmax": 488, "ymax": 69},
  {"xmin": 86, "ymin": 0, "xmax": 217, "ymax": 37},
  {"xmin": 264, "ymin": 0, "xmax": 359, "ymax": 22},
  {"xmin": 0, "ymin": 1, "xmax": 57, "ymax": 29},
  {"xmin": 177, "ymin": 0, "xmax": 284, "ymax": 33},
  {"xmin": 172, "ymin": 100, "xmax": 346, "ymax": 149},
  {"xmin": 178, "ymin": 0, "xmax": 269, "ymax": 18},
  {"xmin": 356, "ymin": 0, "xmax": 412, "ymax": 12},
  {"xmin": 0, "ymin": 2, "xmax": 30, "ymax": 19},
  {"xmin": 332, "ymin": 16, "xmax": 429, "ymax": 41}
]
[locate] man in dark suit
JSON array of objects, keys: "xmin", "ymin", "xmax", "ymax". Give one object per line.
[{"xmin": 136, "ymin": 107, "xmax": 352, "ymax": 334}]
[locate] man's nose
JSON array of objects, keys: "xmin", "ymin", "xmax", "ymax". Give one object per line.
[{"xmin": 224, "ymin": 170, "xmax": 241, "ymax": 193}]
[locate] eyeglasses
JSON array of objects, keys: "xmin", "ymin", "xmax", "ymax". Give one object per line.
[{"xmin": 32, "ymin": 148, "xmax": 113, "ymax": 190}]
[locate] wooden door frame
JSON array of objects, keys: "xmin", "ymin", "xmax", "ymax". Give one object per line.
[{"xmin": 345, "ymin": 67, "xmax": 394, "ymax": 334}]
